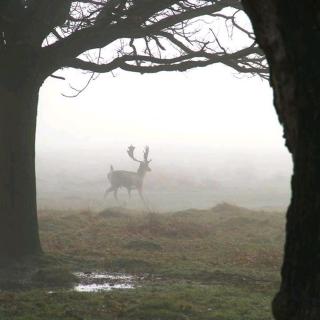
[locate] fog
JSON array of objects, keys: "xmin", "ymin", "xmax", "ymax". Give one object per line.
[{"xmin": 36, "ymin": 64, "xmax": 292, "ymax": 212}]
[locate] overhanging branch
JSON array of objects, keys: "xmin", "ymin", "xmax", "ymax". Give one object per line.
[{"xmin": 44, "ymin": 0, "xmax": 247, "ymax": 71}]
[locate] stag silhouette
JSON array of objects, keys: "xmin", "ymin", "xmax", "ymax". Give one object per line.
[{"xmin": 105, "ymin": 145, "xmax": 152, "ymax": 203}]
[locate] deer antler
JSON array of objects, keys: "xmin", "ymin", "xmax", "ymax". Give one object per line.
[
  {"xmin": 144, "ymin": 146, "xmax": 152, "ymax": 163},
  {"xmin": 127, "ymin": 145, "xmax": 141, "ymax": 162}
]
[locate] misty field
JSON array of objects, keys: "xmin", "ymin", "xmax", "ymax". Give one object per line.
[{"xmin": 0, "ymin": 203, "xmax": 284, "ymax": 320}]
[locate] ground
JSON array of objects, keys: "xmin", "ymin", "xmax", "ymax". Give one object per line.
[{"xmin": 0, "ymin": 203, "xmax": 284, "ymax": 320}]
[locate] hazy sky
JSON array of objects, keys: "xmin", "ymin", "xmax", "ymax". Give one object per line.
[
  {"xmin": 37, "ymin": 8, "xmax": 285, "ymax": 161},
  {"xmin": 37, "ymin": 64, "xmax": 287, "ymax": 155}
]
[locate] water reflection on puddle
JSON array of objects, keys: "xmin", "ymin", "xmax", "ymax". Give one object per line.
[
  {"xmin": 73, "ymin": 272, "xmax": 135, "ymax": 292},
  {"xmin": 74, "ymin": 282, "xmax": 134, "ymax": 292}
]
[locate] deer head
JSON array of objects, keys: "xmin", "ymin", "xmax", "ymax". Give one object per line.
[{"xmin": 127, "ymin": 145, "xmax": 152, "ymax": 175}]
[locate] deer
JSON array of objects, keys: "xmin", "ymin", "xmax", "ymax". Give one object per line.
[{"xmin": 105, "ymin": 145, "xmax": 152, "ymax": 203}]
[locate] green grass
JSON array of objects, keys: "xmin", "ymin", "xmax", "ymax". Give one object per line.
[
  {"xmin": 0, "ymin": 203, "xmax": 285, "ymax": 319},
  {"xmin": 0, "ymin": 285, "xmax": 273, "ymax": 320}
]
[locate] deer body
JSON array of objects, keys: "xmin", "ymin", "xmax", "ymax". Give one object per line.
[
  {"xmin": 105, "ymin": 146, "xmax": 151, "ymax": 202},
  {"xmin": 108, "ymin": 169, "xmax": 144, "ymax": 190}
]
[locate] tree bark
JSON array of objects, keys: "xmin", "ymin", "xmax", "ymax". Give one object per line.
[
  {"xmin": 242, "ymin": 1, "xmax": 320, "ymax": 319},
  {"xmin": 0, "ymin": 72, "xmax": 42, "ymax": 258}
]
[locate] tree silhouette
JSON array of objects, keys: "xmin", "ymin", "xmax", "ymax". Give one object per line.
[
  {"xmin": 243, "ymin": 1, "xmax": 320, "ymax": 319},
  {"xmin": 0, "ymin": 0, "xmax": 267, "ymax": 257}
]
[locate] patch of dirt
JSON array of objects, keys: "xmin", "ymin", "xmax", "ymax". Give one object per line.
[{"xmin": 211, "ymin": 202, "xmax": 255, "ymax": 215}]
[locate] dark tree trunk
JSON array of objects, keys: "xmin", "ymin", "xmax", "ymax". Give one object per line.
[
  {"xmin": 0, "ymin": 64, "xmax": 42, "ymax": 258},
  {"xmin": 242, "ymin": 1, "xmax": 320, "ymax": 319}
]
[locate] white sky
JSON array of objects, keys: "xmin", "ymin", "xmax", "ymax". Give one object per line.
[{"xmin": 37, "ymin": 64, "xmax": 286, "ymax": 155}]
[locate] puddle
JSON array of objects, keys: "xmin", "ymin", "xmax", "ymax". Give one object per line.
[
  {"xmin": 74, "ymin": 282, "xmax": 133, "ymax": 292},
  {"xmin": 73, "ymin": 272, "xmax": 136, "ymax": 292}
]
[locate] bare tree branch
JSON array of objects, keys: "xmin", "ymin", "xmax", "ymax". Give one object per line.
[{"xmin": 1, "ymin": 0, "xmax": 268, "ymax": 89}]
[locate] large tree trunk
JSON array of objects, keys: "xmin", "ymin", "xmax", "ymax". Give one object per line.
[
  {"xmin": 242, "ymin": 1, "xmax": 320, "ymax": 319},
  {"xmin": 0, "ymin": 73, "xmax": 42, "ymax": 258}
]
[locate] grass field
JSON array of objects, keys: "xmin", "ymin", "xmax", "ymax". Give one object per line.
[{"xmin": 0, "ymin": 203, "xmax": 285, "ymax": 320}]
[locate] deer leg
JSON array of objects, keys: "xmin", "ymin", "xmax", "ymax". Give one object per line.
[
  {"xmin": 138, "ymin": 188, "xmax": 146, "ymax": 204},
  {"xmin": 127, "ymin": 188, "xmax": 131, "ymax": 199},
  {"xmin": 104, "ymin": 186, "xmax": 114, "ymax": 198},
  {"xmin": 113, "ymin": 188, "xmax": 119, "ymax": 202},
  {"xmin": 138, "ymin": 189, "xmax": 151, "ymax": 210}
]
